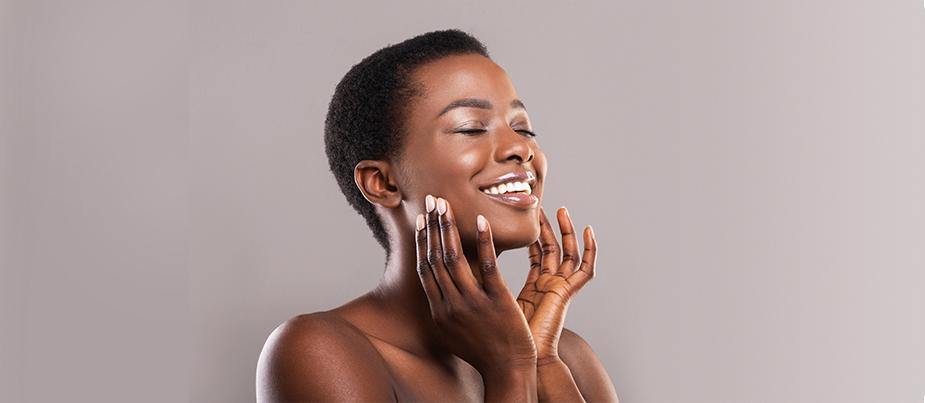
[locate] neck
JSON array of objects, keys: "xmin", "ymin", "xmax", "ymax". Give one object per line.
[{"xmin": 367, "ymin": 222, "xmax": 487, "ymax": 361}]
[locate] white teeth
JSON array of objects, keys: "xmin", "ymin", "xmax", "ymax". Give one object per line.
[{"xmin": 482, "ymin": 180, "xmax": 533, "ymax": 195}]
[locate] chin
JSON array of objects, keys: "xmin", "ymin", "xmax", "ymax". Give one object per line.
[{"xmin": 491, "ymin": 215, "xmax": 541, "ymax": 252}]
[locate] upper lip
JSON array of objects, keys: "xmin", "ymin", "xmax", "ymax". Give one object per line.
[{"xmin": 477, "ymin": 170, "xmax": 537, "ymax": 190}]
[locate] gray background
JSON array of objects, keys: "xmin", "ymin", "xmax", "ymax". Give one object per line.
[{"xmin": 2, "ymin": 1, "xmax": 923, "ymax": 402}]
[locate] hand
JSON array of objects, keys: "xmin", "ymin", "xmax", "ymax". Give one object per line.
[
  {"xmin": 516, "ymin": 206, "xmax": 597, "ymax": 364},
  {"xmin": 415, "ymin": 195, "xmax": 538, "ymax": 375}
]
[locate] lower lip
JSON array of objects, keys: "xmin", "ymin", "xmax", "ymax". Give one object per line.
[{"xmin": 480, "ymin": 191, "xmax": 539, "ymax": 209}]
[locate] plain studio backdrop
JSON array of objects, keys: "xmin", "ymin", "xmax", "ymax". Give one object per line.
[{"xmin": 2, "ymin": 1, "xmax": 924, "ymax": 402}]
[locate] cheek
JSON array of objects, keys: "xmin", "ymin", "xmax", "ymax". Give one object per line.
[
  {"xmin": 430, "ymin": 145, "xmax": 485, "ymax": 182},
  {"xmin": 534, "ymin": 149, "xmax": 548, "ymax": 175},
  {"xmin": 407, "ymin": 144, "xmax": 485, "ymax": 193},
  {"xmin": 457, "ymin": 149, "xmax": 483, "ymax": 170}
]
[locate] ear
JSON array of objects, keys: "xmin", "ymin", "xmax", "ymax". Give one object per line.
[{"xmin": 354, "ymin": 160, "xmax": 402, "ymax": 209}]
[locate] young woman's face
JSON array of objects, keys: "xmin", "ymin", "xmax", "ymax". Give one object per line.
[{"xmin": 397, "ymin": 53, "xmax": 548, "ymax": 253}]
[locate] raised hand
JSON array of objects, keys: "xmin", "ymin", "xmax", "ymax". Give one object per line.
[
  {"xmin": 415, "ymin": 195, "xmax": 537, "ymax": 377},
  {"xmin": 516, "ymin": 206, "xmax": 597, "ymax": 364}
]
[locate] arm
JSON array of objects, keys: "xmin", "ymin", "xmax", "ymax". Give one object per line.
[
  {"xmin": 537, "ymin": 355, "xmax": 584, "ymax": 402},
  {"xmin": 517, "ymin": 208, "xmax": 616, "ymax": 401},
  {"xmin": 255, "ymin": 313, "xmax": 396, "ymax": 403},
  {"xmin": 552, "ymin": 328, "xmax": 620, "ymax": 402},
  {"xmin": 482, "ymin": 363, "xmax": 539, "ymax": 403}
]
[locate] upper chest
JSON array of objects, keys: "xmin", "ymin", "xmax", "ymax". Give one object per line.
[{"xmin": 366, "ymin": 336, "xmax": 485, "ymax": 402}]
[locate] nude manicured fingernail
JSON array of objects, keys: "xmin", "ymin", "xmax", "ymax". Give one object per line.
[
  {"xmin": 416, "ymin": 214, "xmax": 425, "ymax": 231},
  {"xmin": 477, "ymin": 215, "xmax": 487, "ymax": 232},
  {"xmin": 436, "ymin": 198, "xmax": 447, "ymax": 215},
  {"xmin": 425, "ymin": 195, "xmax": 435, "ymax": 212}
]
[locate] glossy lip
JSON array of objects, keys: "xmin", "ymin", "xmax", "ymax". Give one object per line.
[
  {"xmin": 481, "ymin": 191, "xmax": 539, "ymax": 209},
  {"xmin": 477, "ymin": 170, "xmax": 540, "ymax": 209}
]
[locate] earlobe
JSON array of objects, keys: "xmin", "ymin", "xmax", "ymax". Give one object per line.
[{"xmin": 354, "ymin": 160, "xmax": 402, "ymax": 209}]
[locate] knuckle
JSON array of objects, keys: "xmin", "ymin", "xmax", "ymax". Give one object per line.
[
  {"xmin": 479, "ymin": 260, "xmax": 496, "ymax": 274},
  {"xmin": 416, "ymin": 261, "xmax": 430, "ymax": 276},
  {"xmin": 427, "ymin": 250, "xmax": 441, "ymax": 267},
  {"xmin": 443, "ymin": 249, "xmax": 460, "ymax": 266},
  {"xmin": 469, "ymin": 294, "xmax": 490, "ymax": 307},
  {"xmin": 445, "ymin": 306, "xmax": 462, "ymax": 321},
  {"xmin": 432, "ymin": 309, "xmax": 447, "ymax": 323},
  {"xmin": 438, "ymin": 217, "xmax": 455, "ymax": 231}
]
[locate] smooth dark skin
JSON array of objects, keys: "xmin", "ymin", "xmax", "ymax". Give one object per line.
[{"xmin": 256, "ymin": 54, "xmax": 619, "ymax": 402}]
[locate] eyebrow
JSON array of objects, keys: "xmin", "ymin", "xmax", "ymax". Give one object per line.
[{"xmin": 436, "ymin": 98, "xmax": 527, "ymax": 118}]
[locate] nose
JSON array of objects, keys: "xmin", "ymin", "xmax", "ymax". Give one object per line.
[{"xmin": 494, "ymin": 127, "xmax": 535, "ymax": 164}]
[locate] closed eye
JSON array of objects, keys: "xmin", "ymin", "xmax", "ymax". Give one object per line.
[
  {"xmin": 456, "ymin": 129, "xmax": 487, "ymax": 135},
  {"xmin": 455, "ymin": 129, "xmax": 537, "ymax": 137}
]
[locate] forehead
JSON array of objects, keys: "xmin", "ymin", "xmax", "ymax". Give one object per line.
[{"xmin": 408, "ymin": 54, "xmax": 518, "ymax": 116}]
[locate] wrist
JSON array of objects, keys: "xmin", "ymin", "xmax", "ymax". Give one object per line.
[
  {"xmin": 479, "ymin": 356, "xmax": 537, "ymax": 379},
  {"xmin": 536, "ymin": 354, "xmax": 563, "ymax": 368}
]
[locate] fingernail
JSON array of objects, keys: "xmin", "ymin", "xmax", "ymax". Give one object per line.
[
  {"xmin": 588, "ymin": 225, "xmax": 595, "ymax": 238},
  {"xmin": 561, "ymin": 206, "xmax": 570, "ymax": 218},
  {"xmin": 477, "ymin": 215, "xmax": 487, "ymax": 232},
  {"xmin": 425, "ymin": 195, "xmax": 435, "ymax": 212},
  {"xmin": 436, "ymin": 198, "xmax": 447, "ymax": 215},
  {"xmin": 416, "ymin": 214, "xmax": 425, "ymax": 231}
]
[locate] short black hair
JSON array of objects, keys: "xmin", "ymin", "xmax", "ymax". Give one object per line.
[{"xmin": 324, "ymin": 29, "xmax": 490, "ymax": 257}]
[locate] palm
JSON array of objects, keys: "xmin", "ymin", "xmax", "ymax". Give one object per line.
[
  {"xmin": 516, "ymin": 207, "xmax": 597, "ymax": 361},
  {"xmin": 517, "ymin": 273, "xmax": 572, "ymax": 323}
]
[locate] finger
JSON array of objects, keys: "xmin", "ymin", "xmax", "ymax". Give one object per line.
[
  {"xmin": 426, "ymin": 195, "xmax": 461, "ymax": 303},
  {"xmin": 476, "ymin": 214, "xmax": 512, "ymax": 298},
  {"xmin": 567, "ymin": 226, "xmax": 598, "ymax": 293},
  {"xmin": 436, "ymin": 197, "xmax": 480, "ymax": 295},
  {"xmin": 526, "ymin": 241, "xmax": 543, "ymax": 284},
  {"xmin": 556, "ymin": 207, "xmax": 580, "ymax": 277},
  {"xmin": 414, "ymin": 213, "xmax": 442, "ymax": 313},
  {"xmin": 537, "ymin": 207, "xmax": 561, "ymax": 275}
]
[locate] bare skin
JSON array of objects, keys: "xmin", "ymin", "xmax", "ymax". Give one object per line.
[{"xmin": 256, "ymin": 53, "xmax": 619, "ymax": 402}]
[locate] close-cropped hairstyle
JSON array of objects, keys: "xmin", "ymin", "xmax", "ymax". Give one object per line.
[{"xmin": 324, "ymin": 29, "xmax": 490, "ymax": 256}]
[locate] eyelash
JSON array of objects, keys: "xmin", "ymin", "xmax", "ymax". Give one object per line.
[{"xmin": 457, "ymin": 129, "xmax": 538, "ymax": 137}]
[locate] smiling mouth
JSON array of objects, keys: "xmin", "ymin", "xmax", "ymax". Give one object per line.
[
  {"xmin": 480, "ymin": 180, "xmax": 533, "ymax": 196},
  {"xmin": 477, "ymin": 180, "xmax": 538, "ymax": 208}
]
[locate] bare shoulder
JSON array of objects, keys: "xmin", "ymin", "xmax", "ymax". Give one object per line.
[
  {"xmin": 255, "ymin": 311, "xmax": 396, "ymax": 403},
  {"xmin": 559, "ymin": 327, "xmax": 620, "ymax": 403}
]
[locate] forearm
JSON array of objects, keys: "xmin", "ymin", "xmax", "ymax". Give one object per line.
[
  {"xmin": 537, "ymin": 357, "xmax": 585, "ymax": 403},
  {"xmin": 481, "ymin": 366, "xmax": 538, "ymax": 403}
]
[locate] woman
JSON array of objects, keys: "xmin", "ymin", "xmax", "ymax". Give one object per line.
[{"xmin": 256, "ymin": 29, "xmax": 619, "ymax": 402}]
